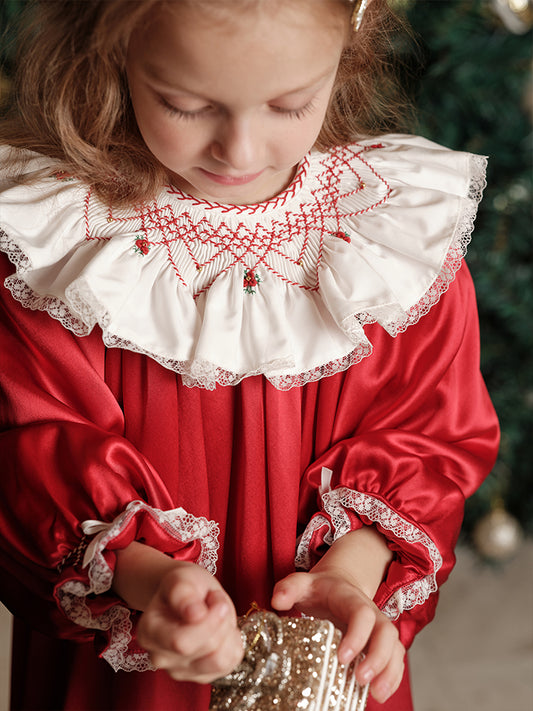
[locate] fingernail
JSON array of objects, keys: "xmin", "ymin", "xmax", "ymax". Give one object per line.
[
  {"xmin": 375, "ymin": 681, "xmax": 392, "ymax": 702},
  {"xmin": 360, "ymin": 667, "xmax": 375, "ymax": 684},
  {"xmin": 338, "ymin": 647, "xmax": 354, "ymax": 665},
  {"xmin": 216, "ymin": 602, "xmax": 229, "ymax": 618}
]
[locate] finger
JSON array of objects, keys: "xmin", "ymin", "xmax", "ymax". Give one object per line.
[
  {"xmin": 205, "ymin": 588, "xmax": 233, "ymax": 622},
  {"xmin": 155, "ymin": 613, "xmax": 244, "ymax": 683},
  {"xmin": 271, "ymin": 572, "xmax": 312, "ymax": 611},
  {"xmin": 181, "ymin": 599, "xmax": 209, "ymax": 624},
  {"xmin": 186, "ymin": 626, "xmax": 245, "ymax": 682},
  {"xmin": 138, "ymin": 608, "xmax": 181, "ymax": 655},
  {"xmin": 163, "ymin": 577, "xmax": 209, "ymax": 623},
  {"xmin": 175, "ymin": 601, "xmax": 238, "ymax": 654},
  {"xmin": 352, "ymin": 615, "xmax": 398, "ymax": 681},
  {"xmin": 369, "ymin": 641, "xmax": 406, "ymax": 704},
  {"xmin": 143, "ymin": 601, "xmax": 234, "ymax": 670},
  {"xmin": 138, "ymin": 588, "xmax": 229, "ymax": 658},
  {"xmin": 337, "ymin": 604, "xmax": 376, "ymax": 665}
]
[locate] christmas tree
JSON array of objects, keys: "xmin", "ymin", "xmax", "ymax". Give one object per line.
[{"xmin": 401, "ymin": 0, "xmax": 533, "ymax": 549}]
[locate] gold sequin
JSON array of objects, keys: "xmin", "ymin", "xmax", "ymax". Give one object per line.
[{"xmin": 209, "ymin": 610, "xmax": 369, "ymax": 710}]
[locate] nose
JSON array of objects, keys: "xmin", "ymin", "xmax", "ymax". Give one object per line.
[{"xmin": 210, "ymin": 115, "xmax": 261, "ymax": 172}]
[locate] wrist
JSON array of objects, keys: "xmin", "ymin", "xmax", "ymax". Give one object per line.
[
  {"xmin": 310, "ymin": 526, "xmax": 393, "ymax": 599},
  {"xmin": 113, "ymin": 541, "xmax": 189, "ymax": 611}
]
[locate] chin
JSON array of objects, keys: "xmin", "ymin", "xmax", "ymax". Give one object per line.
[{"xmin": 173, "ymin": 168, "xmax": 295, "ymax": 205}]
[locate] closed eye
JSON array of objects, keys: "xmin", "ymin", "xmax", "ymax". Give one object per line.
[
  {"xmin": 157, "ymin": 95, "xmax": 212, "ymax": 119},
  {"xmin": 158, "ymin": 94, "xmax": 316, "ymax": 121},
  {"xmin": 270, "ymin": 100, "xmax": 316, "ymax": 119}
]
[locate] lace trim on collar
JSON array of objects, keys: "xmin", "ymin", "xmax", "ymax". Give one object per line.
[{"xmin": 0, "ymin": 136, "xmax": 487, "ymax": 389}]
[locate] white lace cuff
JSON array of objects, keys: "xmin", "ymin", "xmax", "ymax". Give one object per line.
[
  {"xmin": 55, "ymin": 500, "xmax": 220, "ymax": 672},
  {"xmin": 295, "ymin": 483, "xmax": 442, "ymax": 621}
]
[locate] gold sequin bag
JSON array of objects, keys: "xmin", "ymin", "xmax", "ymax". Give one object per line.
[{"xmin": 210, "ymin": 610, "xmax": 369, "ymax": 711}]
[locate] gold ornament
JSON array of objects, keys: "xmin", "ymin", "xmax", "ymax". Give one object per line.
[
  {"xmin": 492, "ymin": 0, "xmax": 533, "ymax": 33},
  {"xmin": 210, "ymin": 609, "xmax": 369, "ymax": 711},
  {"xmin": 473, "ymin": 504, "xmax": 523, "ymax": 561}
]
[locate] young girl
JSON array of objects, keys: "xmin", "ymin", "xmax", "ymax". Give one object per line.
[{"xmin": 0, "ymin": 0, "xmax": 499, "ymax": 709}]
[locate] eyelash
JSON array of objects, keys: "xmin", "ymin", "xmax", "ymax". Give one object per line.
[
  {"xmin": 158, "ymin": 97, "xmax": 206, "ymax": 120},
  {"xmin": 271, "ymin": 101, "xmax": 315, "ymax": 120},
  {"xmin": 158, "ymin": 96, "xmax": 315, "ymax": 121}
]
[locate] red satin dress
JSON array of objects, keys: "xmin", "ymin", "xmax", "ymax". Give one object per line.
[
  {"xmin": 0, "ymin": 254, "xmax": 498, "ymax": 710},
  {"xmin": 0, "ymin": 136, "xmax": 499, "ymax": 710}
]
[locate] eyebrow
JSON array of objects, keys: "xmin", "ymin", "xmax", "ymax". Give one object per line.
[{"xmin": 142, "ymin": 63, "xmax": 336, "ymax": 101}]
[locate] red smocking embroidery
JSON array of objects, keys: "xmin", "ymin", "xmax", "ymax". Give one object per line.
[
  {"xmin": 84, "ymin": 144, "xmax": 392, "ymax": 299},
  {"xmin": 166, "ymin": 155, "xmax": 311, "ymax": 215}
]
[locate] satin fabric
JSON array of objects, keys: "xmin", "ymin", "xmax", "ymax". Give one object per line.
[{"xmin": 0, "ymin": 254, "xmax": 499, "ymax": 710}]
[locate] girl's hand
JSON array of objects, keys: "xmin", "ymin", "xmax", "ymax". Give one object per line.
[
  {"xmin": 271, "ymin": 569, "xmax": 405, "ymax": 704},
  {"xmin": 136, "ymin": 561, "xmax": 244, "ymax": 684}
]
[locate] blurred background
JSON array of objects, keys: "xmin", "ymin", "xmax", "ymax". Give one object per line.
[
  {"xmin": 402, "ymin": 0, "xmax": 533, "ymax": 551},
  {"xmin": 1, "ymin": 0, "xmax": 532, "ymax": 709}
]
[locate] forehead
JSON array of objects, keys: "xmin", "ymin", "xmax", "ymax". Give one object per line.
[{"xmin": 128, "ymin": 0, "xmax": 347, "ymax": 100}]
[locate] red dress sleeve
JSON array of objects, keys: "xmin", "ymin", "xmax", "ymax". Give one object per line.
[
  {"xmin": 296, "ymin": 263, "xmax": 499, "ymax": 648},
  {"xmin": 0, "ymin": 254, "xmax": 218, "ymax": 671}
]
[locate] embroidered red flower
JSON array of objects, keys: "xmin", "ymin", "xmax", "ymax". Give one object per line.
[
  {"xmin": 134, "ymin": 238, "xmax": 151, "ymax": 255},
  {"xmin": 53, "ymin": 171, "xmax": 75, "ymax": 182},
  {"xmin": 331, "ymin": 230, "xmax": 351, "ymax": 243},
  {"xmin": 243, "ymin": 268, "xmax": 262, "ymax": 294}
]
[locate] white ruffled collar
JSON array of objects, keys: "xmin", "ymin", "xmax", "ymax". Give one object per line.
[{"xmin": 0, "ymin": 134, "xmax": 486, "ymax": 389}]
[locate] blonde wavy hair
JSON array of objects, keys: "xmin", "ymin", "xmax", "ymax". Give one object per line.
[{"xmin": 0, "ymin": 0, "xmax": 413, "ymax": 205}]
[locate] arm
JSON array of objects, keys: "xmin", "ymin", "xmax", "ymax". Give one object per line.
[
  {"xmin": 0, "ymin": 254, "xmax": 220, "ymax": 673},
  {"xmin": 276, "ymin": 265, "xmax": 498, "ymax": 701}
]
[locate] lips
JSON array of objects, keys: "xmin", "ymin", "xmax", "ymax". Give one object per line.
[{"xmin": 198, "ymin": 168, "xmax": 264, "ymax": 186}]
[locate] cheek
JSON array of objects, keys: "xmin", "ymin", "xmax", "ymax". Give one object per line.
[
  {"xmin": 128, "ymin": 89, "xmax": 196, "ymax": 162},
  {"xmin": 279, "ymin": 115, "xmax": 327, "ymax": 161},
  {"xmin": 137, "ymin": 114, "xmax": 198, "ymax": 165}
]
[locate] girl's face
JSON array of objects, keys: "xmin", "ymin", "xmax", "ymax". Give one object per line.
[{"xmin": 126, "ymin": 0, "xmax": 347, "ymax": 205}]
